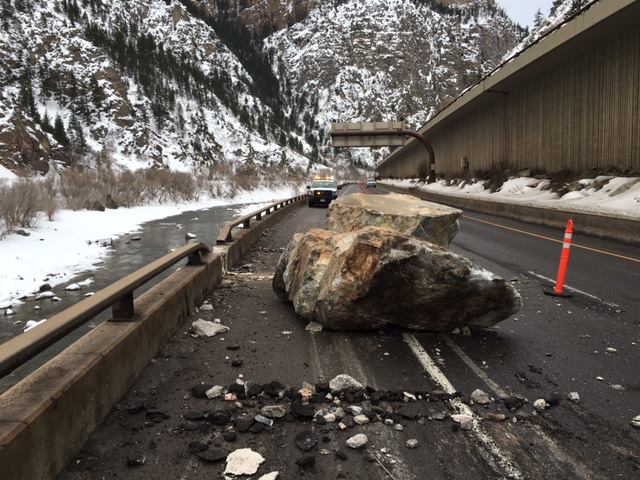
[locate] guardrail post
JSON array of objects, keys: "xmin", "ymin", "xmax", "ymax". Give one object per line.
[
  {"xmin": 256, "ymin": 211, "xmax": 262, "ymax": 221},
  {"xmin": 242, "ymin": 219, "xmax": 250, "ymax": 228},
  {"xmin": 112, "ymin": 292, "xmax": 135, "ymax": 321},
  {"xmin": 187, "ymin": 249, "xmax": 204, "ymax": 266}
]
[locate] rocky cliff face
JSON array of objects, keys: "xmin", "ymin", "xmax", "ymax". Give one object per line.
[{"xmin": 265, "ymin": 0, "xmax": 525, "ymax": 166}]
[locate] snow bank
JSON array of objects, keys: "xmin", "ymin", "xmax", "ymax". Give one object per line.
[
  {"xmin": 0, "ymin": 164, "xmax": 17, "ymax": 181},
  {"xmin": 383, "ymin": 177, "xmax": 640, "ymax": 219},
  {"xmin": 0, "ymin": 185, "xmax": 300, "ymax": 306}
]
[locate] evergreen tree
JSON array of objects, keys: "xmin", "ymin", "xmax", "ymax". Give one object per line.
[
  {"xmin": 550, "ymin": 0, "xmax": 563, "ymax": 15},
  {"xmin": 53, "ymin": 115, "xmax": 70, "ymax": 146},
  {"xmin": 68, "ymin": 114, "xmax": 87, "ymax": 154},
  {"xmin": 570, "ymin": 0, "xmax": 585, "ymax": 15},
  {"xmin": 90, "ymin": 77, "xmax": 104, "ymax": 108},
  {"xmin": 41, "ymin": 111, "xmax": 53, "ymax": 133},
  {"xmin": 533, "ymin": 9, "xmax": 544, "ymax": 30},
  {"xmin": 19, "ymin": 68, "xmax": 40, "ymax": 121}
]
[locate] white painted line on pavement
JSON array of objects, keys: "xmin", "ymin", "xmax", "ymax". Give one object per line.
[
  {"xmin": 440, "ymin": 334, "xmax": 509, "ymax": 399},
  {"xmin": 402, "ymin": 333, "xmax": 523, "ymax": 480},
  {"xmin": 527, "ymin": 271, "xmax": 622, "ymax": 310}
]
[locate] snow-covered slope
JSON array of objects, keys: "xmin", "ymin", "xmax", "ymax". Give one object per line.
[
  {"xmin": 265, "ymin": 0, "xmax": 525, "ymax": 166},
  {"xmin": 0, "ymin": 0, "xmax": 309, "ymax": 176}
]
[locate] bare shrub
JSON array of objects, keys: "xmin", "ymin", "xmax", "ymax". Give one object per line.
[
  {"xmin": 39, "ymin": 176, "xmax": 59, "ymax": 221},
  {"xmin": 0, "ymin": 179, "xmax": 42, "ymax": 235}
]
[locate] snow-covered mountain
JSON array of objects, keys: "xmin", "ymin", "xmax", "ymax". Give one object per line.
[
  {"xmin": 0, "ymin": 0, "xmax": 309, "ymax": 177},
  {"xmin": 0, "ymin": 0, "xmax": 525, "ymax": 176}
]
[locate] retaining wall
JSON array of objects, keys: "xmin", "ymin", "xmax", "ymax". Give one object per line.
[{"xmin": 0, "ymin": 198, "xmax": 304, "ymax": 480}]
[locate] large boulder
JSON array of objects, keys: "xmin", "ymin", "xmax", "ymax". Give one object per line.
[
  {"xmin": 273, "ymin": 227, "xmax": 521, "ymax": 331},
  {"xmin": 325, "ymin": 193, "xmax": 461, "ymax": 246}
]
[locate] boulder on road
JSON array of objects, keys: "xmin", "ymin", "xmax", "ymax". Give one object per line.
[
  {"xmin": 273, "ymin": 227, "xmax": 521, "ymax": 331},
  {"xmin": 325, "ymin": 193, "xmax": 461, "ymax": 246}
]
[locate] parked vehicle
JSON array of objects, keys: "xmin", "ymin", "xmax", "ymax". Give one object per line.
[{"xmin": 366, "ymin": 177, "xmax": 377, "ymax": 188}]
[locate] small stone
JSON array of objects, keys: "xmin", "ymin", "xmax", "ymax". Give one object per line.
[
  {"xmin": 35, "ymin": 291, "xmax": 55, "ymax": 300},
  {"xmin": 65, "ymin": 283, "xmax": 81, "ymax": 291},
  {"xmin": 384, "ymin": 418, "xmax": 394, "ymax": 426},
  {"xmin": 290, "ymin": 401, "xmax": 315, "ymax": 418},
  {"xmin": 295, "ymin": 455, "xmax": 315, "ymax": 469},
  {"xmin": 630, "ymin": 415, "xmax": 640, "ymax": 429},
  {"xmin": 354, "ymin": 414, "xmax": 369, "ymax": 425},
  {"xmin": 568, "ymin": 392, "xmax": 580, "ymax": 403},
  {"xmin": 533, "ymin": 399, "xmax": 547, "ymax": 412},
  {"xmin": 261, "ymin": 405, "xmax": 287, "ymax": 419},
  {"xmin": 249, "ymin": 422, "xmax": 265, "ymax": 433},
  {"xmin": 4, "ymin": 308, "xmax": 14, "ymax": 316},
  {"xmin": 320, "ymin": 448, "xmax": 331, "ymax": 455},
  {"xmin": 39, "ymin": 283, "xmax": 52, "ymax": 292},
  {"xmin": 206, "ymin": 385, "xmax": 224, "ymax": 399},
  {"xmin": 470, "ymin": 389, "xmax": 491, "ymax": 405},
  {"xmin": 324, "ymin": 413, "xmax": 337, "ymax": 423},
  {"xmin": 235, "ymin": 416, "xmax": 254, "ymax": 432},
  {"xmin": 200, "ymin": 304, "xmax": 214, "ymax": 311},
  {"xmin": 305, "ymin": 321, "xmax": 323, "ymax": 332},
  {"xmin": 487, "ymin": 413, "xmax": 506, "ymax": 422},
  {"xmin": 231, "ymin": 358, "xmax": 243, "ymax": 367},
  {"xmin": 502, "ymin": 396, "xmax": 525, "ymax": 411},
  {"xmin": 451, "ymin": 414, "xmax": 473, "ymax": 431},
  {"xmin": 295, "ymin": 431, "xmax": 318, "ymax": 452},
  {"xmin": 430, "ymin": 411, "xmax": 447, "ymax": 421},
  {"xmin": 126, "ymin": 451, "xmax": 146, "ymax": 467},
  {"xmin": 254, "ymin": 415, "xmax": 273, "ymax": 427},
  {"xmin": 329, "ymin": 374, "xmax": 364, "ymax": 393},
  {"xmin": 606, "ymin": 347, "xmax": 617, "ymax": 353},
  {"xmin": 406, "ymin": 439, "xmax": 419, "ymax": 449},
  {"xmin": 596, "ymin": 376, "xmax": 604, "ymax": 382},
  {"xmin": 461, "ymin": 326, "xmax": 472, "ymax": 336},
  {"xmin": 394, "ymin": 424, "xmax": 404, "ymax": 431},
  {"xmin": 185, "ymin": 232, "xmax": 197, "ymax": 239},
  {"xmin": 224, "ymin": 393, "xmax": 237, "ymax": 401},
  {"xmin": 346, "ymin": 433, "xmax": 368, "ymax": 449}
]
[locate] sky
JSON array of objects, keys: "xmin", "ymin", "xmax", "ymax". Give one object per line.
[{"xmin": 497, "ymin": 0, "xmax": 554, "ymax": 27}]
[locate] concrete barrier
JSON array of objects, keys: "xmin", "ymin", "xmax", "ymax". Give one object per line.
[
  {"xmin": 382, "ymin": 184, "xmax": 640, "ymax": 246},
  {"xmin": 0, "ymin": 197, "xmax": 304, "ymax": 480}
]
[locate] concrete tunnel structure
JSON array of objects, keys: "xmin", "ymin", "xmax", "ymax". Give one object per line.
[{"xmin": 376, "ymin": 0, "xmax": 640, "ymax": 178}]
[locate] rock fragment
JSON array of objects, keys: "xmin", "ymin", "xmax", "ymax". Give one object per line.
[
  {"xmin": 354, "ymin": 414, "xmax": 370, "ymax": 425},
  {"xmin": 206, "ymin": 385, "xmax": 224, "ymax": 399},
  {"xmin": 533, "ymin": 399, "xmax": 547, "ymax": 412},
  {"xmin": 631, "ymin": 415, "xmax": 640, "ymax": 429},
  {"xmin": 406, "ymin": 439, "xmax": 419, "ymax": 449},
  {"xmin": 568, "ymin": 392, "xmax": 580, "ymax": 403},
  {"xmin": 194, "ymin": 448, "xmax": 227, "ymax": 463},
  {"xmin": 224, "ymin": 448, "xmax": 265, "ymax": 476},
  {"xmin": 451, "ymin": 414, "xmax": 473, "ymax": 431},
  {"xmin": 470, "ymin": 389, "xmax": 491, "ymax": 405},
  {"xmin": 346, "ymin": 433, "xmax": 368, "ymax": 449},
  {"xmin": 261, "ymin": 405, "xmax": 287, "ymax": 419},
  {"xmin": 295, "ymin": 431, "xmax": 318, "ymax": 452},
  {"xmin": 258, "ymin": 473, "xmax": 280, "ymax": 480},
  {"xmin": 191, "ymin": 319, "xmax": 229, "ymax": 337},
  {"xmin": 329, "ymin": 374, "xmax": 364, "ymax": 393}
]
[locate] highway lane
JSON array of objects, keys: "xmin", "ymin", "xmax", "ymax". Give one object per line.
[{"xmin": 61, "ymin": 183, "xmax": 640, "ymax": 480}]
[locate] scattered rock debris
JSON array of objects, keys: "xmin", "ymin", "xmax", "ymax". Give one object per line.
[
  {"xmin": 346, "ymin": 433, "xmax": 368, "ymax": 449},
  {"xmin": 470, "ymin": 389, "xmax": 491, "ymax": 405},
  {"xmin": 568, "ymin": 392, "xmax": 580, "ymax": 403}
]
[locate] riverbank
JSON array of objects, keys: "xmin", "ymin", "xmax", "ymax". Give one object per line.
[{"xmin": 0, "ymin": 185, "xmax": 301, "ymax": 309}]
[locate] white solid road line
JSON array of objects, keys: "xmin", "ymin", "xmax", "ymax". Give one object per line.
[
  {"xmin": 402, "ymin": 333, "xmax": 524, "ymax": 480},
  {"xmin": 527, "ymin": 271, "xmax": 622, "ymax": 310},
  {"xmin": 440, "ymin": 334, "xmax": 509, "ymax": 399}
]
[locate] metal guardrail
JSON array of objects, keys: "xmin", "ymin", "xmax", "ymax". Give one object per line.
[
  {"xmin": 0, "ymin": 242, "xmax": 211, "ymax": 378},
  {"xmin": 216, "ymin": 195, "xmax": 306, "ymax": 244}
]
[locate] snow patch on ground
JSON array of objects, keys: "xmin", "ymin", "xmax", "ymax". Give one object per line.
[
  {"xmin": 0, "ymin": 164, "xmax": 17, "ymax": 180},
  {"xmin": 383, "ymin": 177, "xmax": 640, "ymax": 219},
  {"xmin": 0, "ymin": 185, "xmax": 300, "ymax": 306}
]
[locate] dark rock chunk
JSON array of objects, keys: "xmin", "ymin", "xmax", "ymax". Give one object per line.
[
  {"xmin": 503, "ymin": 396, "xmax": 526, "ymax": 411},
  {"xmin": 315, "ymin": 382, "xmax": 330, "ymax": 394},
  {"xmin": 223, "ymin": 431, "xmax": 237, "ymax": 443},
  {"xmin": 335, "ymin": 449, "xmax": 348, "ymax": 461},
  {"xmin": 194, "ymin": 448, "xmax": 227, "ymax": 463},
  {"xmin": 187, "ymin": 441, "xmax": 208, "ymax": 454},
  {"xmin": 246, "ymin": 383, "xmax": 263, "ymax": 397},
  {"xmin": 291, "ymin": 401, "xmax": 315, "ymax": 418},
  {"xmin": 295, "ymin": 430, "xmax": 318, "ymax": 452},
  {"xmin": 249, "ymin": 421, "xmax": 265, "ymax": 434},
  {"xmin": 145, "ymin": 410, "xmax": 169, "ymax": 423},
  {"xmin": 39, "ymin": 283, "xmax": 52, "ymax": 292},
  {"xmin": 397, "ymin": 403, "xmax": 426, "ymax": 420},
  {"xmin": 231, "ymin": 358, "xmax": 243, "ymax": 367},
  {"xmin": 235, "ymin": 416, "xmax": 254, "ymax": 433},
  {"xmin": 296, "ymin": 455, "xmax": 316, "ymax": 469},
  {"xmin": 126, "ymin": 450, "xmax": 146, "ymax": 467},
  {"xmin": 263, "ymin": 381, "xmax": 285, "ymax": 397},
  {"xmin": 191, "ymin": 384, "xmax": 214, "ymax": 399},
  {"xmin": 184, "ymin": 410, "xmax": 208, "ymax": 421},
  {"xmin": 209, "ymin": 410, "xmax": 232, "ymax": 426}
]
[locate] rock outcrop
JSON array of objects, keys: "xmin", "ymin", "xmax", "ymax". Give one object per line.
[
  {"xmin": 326, "ymin": 193, "xmax": 461, "ymax": 246},
  {"xmin": 273, "ymin": 227, "xmax": 521, "ymax": 331}
]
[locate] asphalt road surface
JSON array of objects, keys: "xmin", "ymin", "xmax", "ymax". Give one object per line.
[{"xmin": 61, "ymin": 183, "xmax": 640, "ymax": 480}]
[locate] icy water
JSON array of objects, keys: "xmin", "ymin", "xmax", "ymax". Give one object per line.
[{"xmin": 0, "ymin": 201, "xmax": 258, "ymax": 392}]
